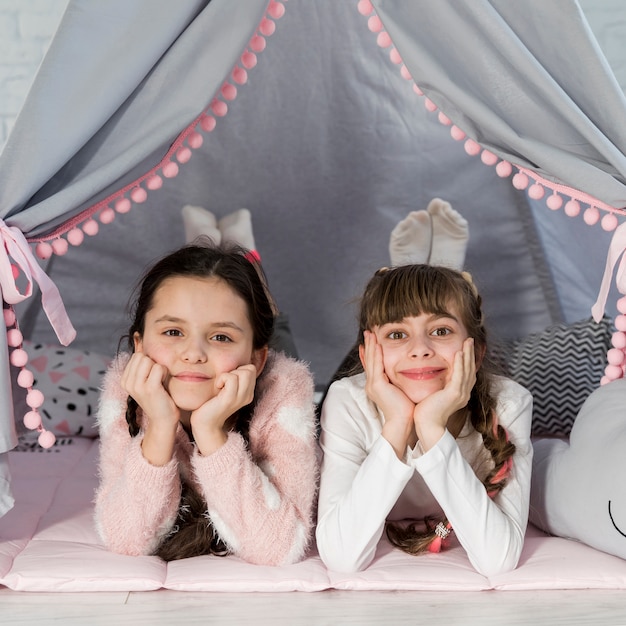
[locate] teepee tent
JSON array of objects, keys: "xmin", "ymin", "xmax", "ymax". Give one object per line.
[{"xmin": 1, "ymin": 0, "xmax": 626, "ymax": 515}]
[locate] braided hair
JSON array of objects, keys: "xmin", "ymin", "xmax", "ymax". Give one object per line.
[{"xmin": 355, "ymin": 264, "xmax": 516, "ymax": 555}]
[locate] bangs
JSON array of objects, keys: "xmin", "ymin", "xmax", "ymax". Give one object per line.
[{"xmin": 361, "ymin": 266, "xmax": 467, "ymax": 328}]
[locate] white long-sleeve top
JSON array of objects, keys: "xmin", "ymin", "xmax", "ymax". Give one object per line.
[{"xmin": 315, "ymin": 373, "xmax": 533, "ymax": 576}]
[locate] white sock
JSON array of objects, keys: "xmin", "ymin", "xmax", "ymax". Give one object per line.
[
  {"xmin": 181, "ymin": 205, "xmax": 221, "ymax": 245},
  {"xmin": 427, "ymin": 198, "xmax": 469, "ymax": 270},
  {"xmin": 389, "ymin": 210, "xmax": 432, "ymax": 266},
  {"xmin": 218, "ymin": 208, "xmax": 256, "ymax": 252}
]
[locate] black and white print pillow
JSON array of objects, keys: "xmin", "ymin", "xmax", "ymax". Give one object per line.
[{"xmin": 491, "ymin": 316, "xmax": 614, "ymax": 437}]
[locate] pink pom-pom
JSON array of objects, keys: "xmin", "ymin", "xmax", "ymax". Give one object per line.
[
  {"xmin": 412, "ymin": 84, "xmax": 423, "ymax": 96},
  {"xmin": 232, "ymin": 66, "xmax": 248, "ymax": 85},
  {"xmin": 176, "ymin": 147, "xmax": 192, "ymax": 163},
  {"xmin": 250, "ymin": 35, "xmax": 266, "ymax": 52},
  {"xmin": 146, "ymin": 175, "xmax": 163, "ymax": 191},
  {"xmin": 162, "ymin": 162, "xmax": 179, "ymax": 178},
  {"xmin": 241, "ymin": 50, "xmax": 257, "ymax": 70},
  {"xmin": 615, "ymin": 314, "xmax": 626, "ymax": 332},
  {"xmin": 268, "ymin": 1, "xmax": 285, "ymax": 19},
  {"xmin": 115, "ymin": 198, "xmax": 132, "ymax": 213},
  {"xmin": 612, "ymin": 331, "xmax": 626, "ymax": 349},
  {"xmin": 377, "ymin": 32, "xmax": 392, "ymax": 48},
  {"xmin": 211, "ymin": 99, "xmax": 228, "ymax": 117},
  {"xmin": 201, "ymin": 115, "xmax": 217, "ymax": 132},
  {"xmin": 495, "ymin": 161, "xmax": 512, "ymax": 178},
  {"xmin": 51, "ymin": 238, "xmax": 68, "ymax": 256},
  {"xmin": 601, "ymin": 212, "xmax": 619, "ymax": 232},
  {"xmin": 6, "ymin": 328, "xmax": 23, "ymax": 348},
  {"xmin": 605, "ymin": 364, "xmax": 623, "ymax": 380},
  {"xmin": 528, "ymin": 183, "xmax": 545, "ymax": 200},
  {"xmin": 512, "ymin": 172, "xmax": 529, "ymax": 190},
  {"xmin": 83, "ymin": 219, "xmax": 99, "ymax": 236},
  {"xmin": 259, "ymin": 18, "xmax": 275, "ymax": 37},
  {"xmin": 38, "ymin": 430, "xmax": 56, "ymax": 449},
  {"xmin": 607, "ymin": 348, "xmax": 625, "ymax": 366},
  {"xmin": 601, "ymin": 375, "xmax": 612, "ymax": 386},
  {"xmin": 546, "ymin": 193, "xmax": 563, "ymax": 210},
  {"xmin": 583, "ymin": 206, "xmax": 600, "ymax": 225},
  {"xmin": 23, "ymin": 410, "xmax": 41, "ymax": 430},
  {"xmin": 3, "ymin": 308, "xmax": 16, "ymax": 327},
  {"xmin": 130, "ymin": 187, "xmax": 147, "ymax": 204},
  {"xmin": 10, "ymin": 348, "xmax": 28, "ymax": 368},
  {"xmin": 35, "ymin": 242, "xmax": 53, "ymax": 260},
  {"xmin": 26, "ymin": 388, "xmax": 44, "ymax": 409},
  {"xmin": 357, "ymin": 0, "xmax": 374, "ymax": 16},
  {"xmin": 564, "ymin": 199, "xmax": 580, "ymax": 217},
  {"xmin": 99, "ymin": 207, "xmax": 116, "ymax": 224},
  {"xmin": 617, "ymin": 297, "xmax": 626, "ymax": 315},
  {"xmin": 67, "ymin": 227, "xmax": 84, "ymax": 246},
  {"xmin": 464, "ymin": 139, "xmax": 481, "ymax": 156},
  {"xmin": 389, "ymin": 47, "xmax": 402, "ymax": 64},
  {"xmin": 400, "ymin": 65, "xmax": 412, "ymax": 81},
  {"xmin": 450, "ymin": 125, "xmax": 466, "ymax": 141},
  {"xmin": 437, "ymin": 112, "xmax": 451, "ymax": 126},
  {"xmin": 221, "ymin": 83, "xmax": 237, "ymax": 101},
  {"xmin": 187, "ymin": 132, "xmax": 203, "ymax": 149},
  {"xmin": 17, "ymin": 368, "xmax": 34, "ymax": 388},
  {"xmin": 424, "ymin": 98, "xmax": 437, "ymax": 112},
  {"xmin": 481, "ymin": 150, "xmax": 498, "ymax": 166},
  {"xmin": 368, "ymin": 15, "xmax": 383, "ymax": 32}
]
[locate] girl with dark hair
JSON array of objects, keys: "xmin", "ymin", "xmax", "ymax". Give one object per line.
[
  {"xmin": 315, "ymin": 264, "xmax": 533, "ymax": 576},
  {"xmin": 94, "ymin": 241, "xmax": 318, "ymax": 565}
]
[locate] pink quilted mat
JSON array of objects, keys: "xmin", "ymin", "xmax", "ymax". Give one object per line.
[{"xmin": 2, "ymin": 436, "xmax": 626, "ymax": 593}]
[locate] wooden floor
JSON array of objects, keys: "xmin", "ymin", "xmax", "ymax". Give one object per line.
[{"xmin": 2, "ymin": 588, "xmax": 626, "ymax": 625}]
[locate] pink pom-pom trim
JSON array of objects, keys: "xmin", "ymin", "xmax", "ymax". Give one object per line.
[
  {"xmin": 3, "ymin": 308, "xmax": 16, "ymax": 326},
  {"xmin": 38, "ymin": 430, "xmax": 56, "ymax": 449},
  {"xmin": 26, "ymin": 388, "xmax": 44, "ymax": 409},
  {"xmin": 6, "ymin": 328, "xmax": 23, "ymax": 347},
  {"xmin": 67, "ymin": 227, "xmax": 84, "ymax": 246},
  {"xmin": 602, "ymin": 213, "xmax": 619, "ymax": 231},
  {"xmin": 584, "ymin": 207, "xmax": 600, "ymax": 225},
  {"xmin": 83, "ymin": 219, "xmax": 99, "ymax": 236},
  {"xmin": 357, "ymin": 0, "xmax": 374, "ymax": 16},
  {"xmin": 201, "ymin": 115, "xmax": 217, "ymax": 132},
  {"xmin": 51, "ymin": 238, "xmax": 69, "ymax": 256},
  {"xmin": 99, "ymin": 207, "xmax": 116, "ymax": 224},
  {"xmin": 23, "ymin": 411, "xmax": 41, "ymax": 430},
  {"xmin": 17, "ymin": 368, "xmax": 34, "ymax": 388}
]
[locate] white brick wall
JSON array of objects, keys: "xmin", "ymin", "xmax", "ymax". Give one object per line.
[{"xmin": 0, "ymin": 0, "xmax": 68, "ymax": 150}]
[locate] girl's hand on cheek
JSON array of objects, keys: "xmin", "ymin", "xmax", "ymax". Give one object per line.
[
  {"xmin": 362, "ymin": 331, "xmax": 416, "ymax": 459},
  {"xmin": 121, "ymin": 352, "xmax": 179, "ymax": 429},
  {"xmin": 191, "ymin": 364, "xmax": 257, "ymax": 455},
  {"xmin": 413, "ymin": 337, "xmax": 476, "ymax": 450}
]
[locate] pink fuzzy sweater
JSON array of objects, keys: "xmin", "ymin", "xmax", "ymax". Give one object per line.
[{"xmin": 94, "ymin": 350, "xmax": 319, "ymax": 566}]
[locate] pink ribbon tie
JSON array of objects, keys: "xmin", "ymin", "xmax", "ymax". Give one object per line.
[{"xmin": 0, "ymin": 220, "xmax": 76, "ymax": 345}]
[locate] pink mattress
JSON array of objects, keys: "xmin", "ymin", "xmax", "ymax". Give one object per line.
[{"xmin": 2, "ymin": 436, "xmax": 626, "ymax": 593}]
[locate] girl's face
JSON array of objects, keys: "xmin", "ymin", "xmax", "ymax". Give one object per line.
[
  {"xmin": 134, "ymin": 275, "xmax": 267, "ymax": 413},
  {"xmin": 370, "ymin": 305, "xmax": 470, "ymax": 404}
]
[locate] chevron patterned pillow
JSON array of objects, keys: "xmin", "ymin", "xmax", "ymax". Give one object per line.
[{"xmin": 491, "ymin": 316, "xmax": 614, "ymax": 437}]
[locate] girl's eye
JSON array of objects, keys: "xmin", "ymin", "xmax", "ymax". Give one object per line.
[
  {"xmin": 212, "ymin": 334, "xmax": 232, "ymax": 343},
  {"xmin": 163, "ymin": 329, "xmax": 183, "ymax": 337},
  {"xmin": 431, "ymin": 327, "xmax": 451, "ymax": 337},
  {"xmin": 387, "ymin": 330, "xmax": 407, "ymax": 340}
]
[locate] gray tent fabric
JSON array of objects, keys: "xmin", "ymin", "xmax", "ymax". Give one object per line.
[{"xmin": 1, "ymin": 0, "xmax": 626, "ymax": 515}]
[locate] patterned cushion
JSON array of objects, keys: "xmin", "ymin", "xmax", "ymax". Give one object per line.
[
  {"xmin": 12, "ymin": 340, "xmax": 112, "ymax": 437},
  {"xmin": 491, "ymin": 316, "xmax": 614, "ymax": 437}
]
